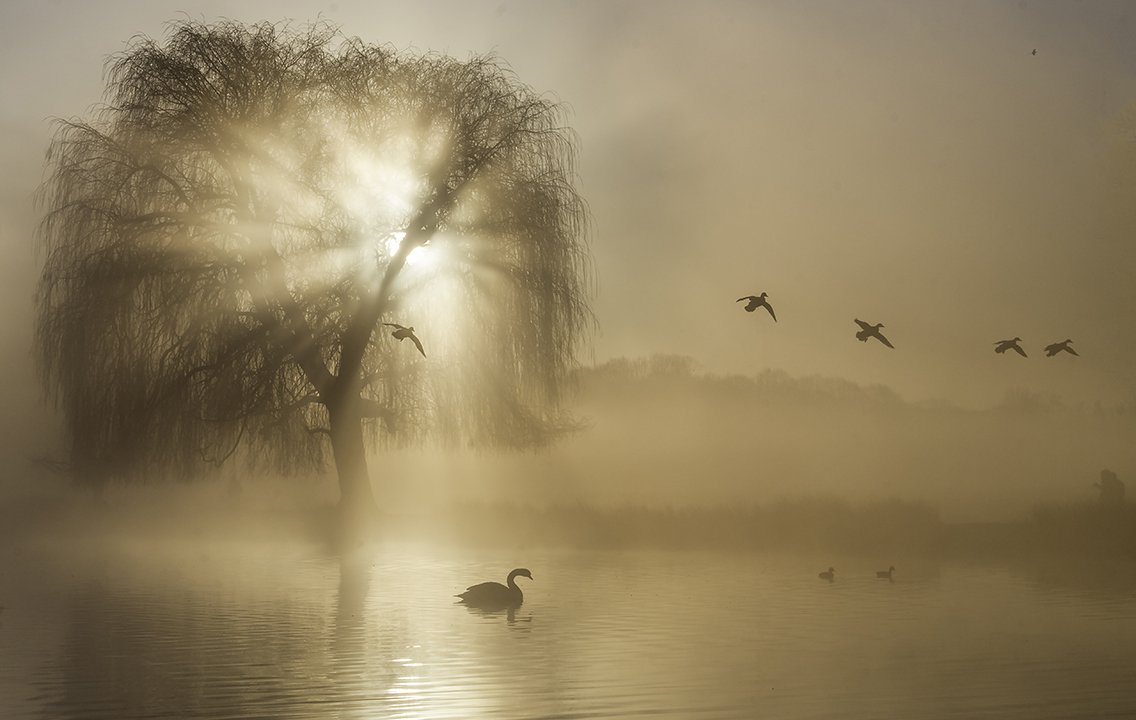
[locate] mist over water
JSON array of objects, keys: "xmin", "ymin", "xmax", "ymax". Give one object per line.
[
  {"xmin": 2, "ymin": 359, "xmax": 1135, "ymax": 717},
  {"xmin": 4, "ymin": 537, "xmax": 1136, "ymax": 719},
  {"xmin": 6, "ymin": 354, "xmax": 1135, "ymax": 554},
  {"xmin": 3, "ymin": 353, "xmax": 1135, "ymax": 719},
  {"xmin": 375, "ymin": 358, "xmax": 1136, "ymax": 522}
]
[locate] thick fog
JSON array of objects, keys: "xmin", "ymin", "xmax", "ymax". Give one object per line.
[
  {"xmin": 2, "ymin": 1, "xmax": 1136, "ymax": 537},
  {"xmin": 373, "ymin": 357, "xmax": 1134, "ymax": 522},
  {"xmin": 3, "ymin": 7, "xmax": 1136, "ymax": 718}
]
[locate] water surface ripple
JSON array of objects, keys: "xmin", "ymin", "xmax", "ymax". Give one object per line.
[{"xmin": 2, "ymin": 543, "xmax": 1135, "ymax": 718}]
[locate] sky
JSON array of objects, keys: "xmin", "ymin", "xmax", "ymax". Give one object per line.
[{"xmin": 3, "ymin": 0, "xmax": 1136, "ymax": 473}]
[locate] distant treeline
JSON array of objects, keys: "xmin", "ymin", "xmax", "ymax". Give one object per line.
[
  {"xmin": 515, "ymin": 355, "xmax": 1136, "ymax": 519},
  {"xmin": 424, "ymin": 497, "xmax": 1136, "ymax": 561},
  {"xmin": 573, "ymin": 354, "xmax": 1136, "ymax": 417},
  {"xmin": 434, "ymin": 497, "xmax": 942, "ymax": 554}
]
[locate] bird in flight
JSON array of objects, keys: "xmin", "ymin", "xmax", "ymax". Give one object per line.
[
  {"xmin": 1032, "ymin": 48, "xmax": 1037, "ymax": 56},
  {"xmin": 994, "ymin": 337, "xmax": 1028, "ymax": 357},
  {"xmin": 854, "ymin": 319, "xmax": 894, "ymax": 348},
  {"xmin": 737, "ymin": 292, "xmax": 776, "ymax": 321},
  {"xmin": 1044, "ymin": 339, "xmax": 1078, "ymax": 357},
  {"xmin": 383, "ymin": 323, "xmax": 426, "ymax": 357}
]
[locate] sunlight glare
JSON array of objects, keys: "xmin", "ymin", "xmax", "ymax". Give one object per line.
[
  {"xmin": 343, "ymin": 152, "xmax": 419, "ymax": 223},
  {"xmin": 385, "ymin": 231, "xmax": 436, "ymax": 268}
]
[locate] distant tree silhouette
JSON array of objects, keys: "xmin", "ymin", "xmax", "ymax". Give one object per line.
[
  {"xmin": 1095, "ymin": 469, "xmax": 1125, "ymax": 507},
  {"xmin": 34, "ymin": 21, "xmax": 592, "ymax": 533}
]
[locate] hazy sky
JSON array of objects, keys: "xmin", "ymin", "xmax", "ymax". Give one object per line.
[{"xmin": 4, "ymin": 0, "xmax": 1136, "ymax": 463}]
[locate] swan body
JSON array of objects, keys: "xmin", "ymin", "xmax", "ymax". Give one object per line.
[
  {"xmin": 456, "ymin": 568, "xmax": 532, "ymax": 608},
  {"xmin": 818, "ymin": 567, "xmax": 835, "ymax": 581},
  {"xmin": 737, "ymin": 292, "xmax": 777, "ymax": 321},
  {"xmin": 854, "ymin": 319, "xmax": 894, "ymax": 348},
  {"xmin": 994, "ymin": 338, "xmax": 1027, "ymax": 357}
]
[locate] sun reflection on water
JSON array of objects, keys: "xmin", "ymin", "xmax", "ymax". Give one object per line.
[{"xmin": 12, "ymin": 542, "xmax": 1136, "ymax": 719}]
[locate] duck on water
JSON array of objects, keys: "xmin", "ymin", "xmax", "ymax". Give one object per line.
[{"xmin": 456, "ymin": 568, "xmax": 533, "ymax": 609}]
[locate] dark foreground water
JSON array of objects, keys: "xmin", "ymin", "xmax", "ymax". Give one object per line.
[{"xmin": 2, "ymin": 539, "xmax": 1135, "ymax": 719}]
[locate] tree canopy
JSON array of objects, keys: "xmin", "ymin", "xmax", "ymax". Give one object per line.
[{"xmin": 35, "ymin": 20, "xmax": 592, "ymax": 509}]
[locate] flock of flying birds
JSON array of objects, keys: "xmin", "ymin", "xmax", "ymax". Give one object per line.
[
  {"xmin": 384, "ymin": 286, "xmax": 1080, "ymax": 362},
  {"xmin": 739, "ymin": 287, "xmax": 1080, "ymax": 586},
  {"xmin": 388, "ymin": 52, "xmax": 1056, "ymax": 372},
  {"xmin": 736, "ymin": 291, "xmax": 1080, "ymax": 358}
]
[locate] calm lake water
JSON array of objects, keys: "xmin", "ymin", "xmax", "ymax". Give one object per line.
[{"xmin": 2, "ymin": 539, "xmax": 1135, "ymax": 719}]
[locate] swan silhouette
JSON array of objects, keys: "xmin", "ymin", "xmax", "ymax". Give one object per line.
[
  {"xmin": 1044, "ymin": 339, "xmax": 1078, "ymax": 357},
  {"xmin": 994, "ymin": 337, "xmax": 1027, "ymax": 357},
  {"xmin": 737, "ymin": 292, "xmax": 776, "ymax": 321},
  {"xmin": 456, "ymin": 568, "xmax": 532, "ymax": 608},
  {"xmin": 383, "ymin": 323, "xmax": 426, "ymax": 357},
  {"xmin": 818, "ymin": 567, "xmax": 835, "ymax": 581},
  {"xmin": 876, "ymin": 566, "xmax": 895, "ymax": 579},
  {"xmin": 854, "ymin": 319, "xmax": 894, "ymax": 348}
]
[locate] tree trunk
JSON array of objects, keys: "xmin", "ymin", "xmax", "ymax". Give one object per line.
[{"xmin": 328, "ymin": 399, "xmax": 379, "ymax": 544}]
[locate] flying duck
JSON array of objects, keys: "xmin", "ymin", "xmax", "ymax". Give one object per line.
[
  {"xmin": 854, "ymin": 319, "xmax": 894, "ymax": 348},
  {"xmin": 994, "ymin": 337, "xmax": 1027, "ymax": 357},
  {"xmin": 736, "ymin": 292, "xmax": 777, "ymax": 321},
  {"xmin": 1044, "ymin": 339, "xmax": 1078, "ymax": 357},
  {"xmin": 383, "ymin": 323, "xmax": 426, "ymax": 357}
]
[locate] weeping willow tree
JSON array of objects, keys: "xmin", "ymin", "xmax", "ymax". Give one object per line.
[{"xmin": 35, "ymin": 21, "xmax": 592, "ymax": 527}]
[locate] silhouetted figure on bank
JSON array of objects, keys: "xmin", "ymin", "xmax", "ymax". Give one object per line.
[
  {"xmin": 854, "ymin": 319, "xmax": 894, "ymax": 348},
  {"xmin": 737, "ymin": 292, "xmax": 777, "ymax": 321},
  {"xmin": 876, "ymin": 566, "xmax": 895, "ymax": 581},
  {"xmin": 1095, "ymin": 469, "xmax": 1125, "ymax": 507},
  {"xmin": 456, "ymin": 568, "xmax": 532, "ymax": 609},
  {"xmin": 994, "ymin": 337, "xmax": 1027, "ymax": 357},
  {"xmin": 818, "ymin": 567, "xmax": 835, "ymax": 582},
  {"xmin": 383, "ymin": 323, "xmax": 426, "ymax": 357},
  {"xmin": 1044, "ymin": 339, "xmax": 1078, "ymax": 357}
]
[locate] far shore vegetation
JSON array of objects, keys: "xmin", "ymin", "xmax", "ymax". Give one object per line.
[{"xmin": 6, "ymin": 483, "xmax": 1134, "ymax": 570}]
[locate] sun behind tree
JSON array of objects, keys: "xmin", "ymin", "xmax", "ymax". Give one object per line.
[{"xmin": 34, "ymin": 21, "xmax": 593, "ymax": 537}]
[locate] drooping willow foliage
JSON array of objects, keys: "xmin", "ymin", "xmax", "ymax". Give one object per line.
[{"xmin": 35, "ymin": 21, "xmax": 593, "ymax": 488}]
